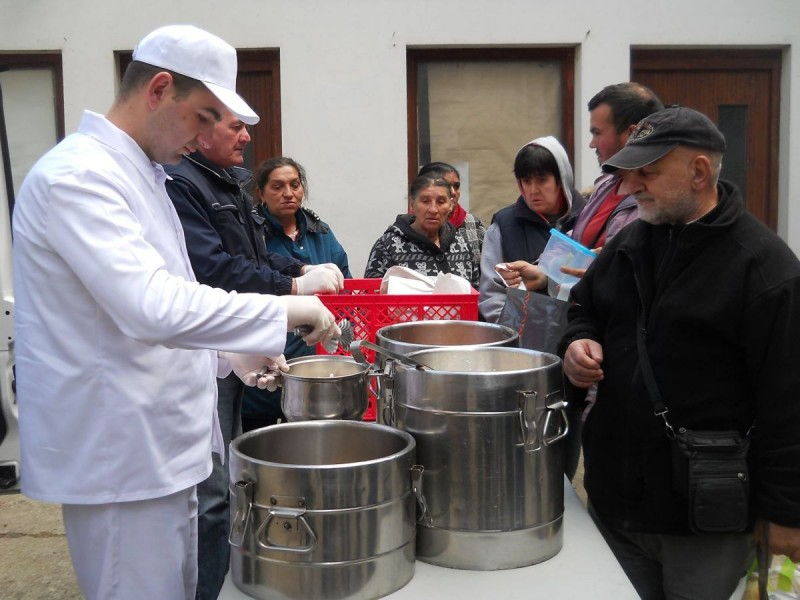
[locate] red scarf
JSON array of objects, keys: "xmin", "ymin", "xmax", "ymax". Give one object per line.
[
  {"xmin": 449, "ymin": 203, "xmax": 467, "ymax": 228},
  {"xmin": 579, "ymin": 180, "xmax": 625, "ymax": 249}
]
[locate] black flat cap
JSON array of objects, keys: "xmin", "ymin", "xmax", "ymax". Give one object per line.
[{"xmin": 602, "ymin": 106, "xmax": 726, "ymax": 173}]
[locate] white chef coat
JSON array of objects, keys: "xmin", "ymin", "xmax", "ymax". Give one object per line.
[{"xmin": 12, "ymin": 111, "xmax": 287, "ymax": 504}]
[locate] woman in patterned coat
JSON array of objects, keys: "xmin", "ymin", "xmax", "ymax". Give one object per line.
[{"xmin": 364, "ymin": 175, "xmax": 480, "ymax": 289}]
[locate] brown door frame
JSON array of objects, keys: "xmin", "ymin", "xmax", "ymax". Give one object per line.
[
  {"xmin": 237, "ymin": 49, "xmax": 281, "ymax": 169},
  {"xmin": 407, "ymin": 47, "xmax": 575, "ymax": 183},
  {"xmin": 631, "ymin": 48, "xmax": 782, "ymax": 230}
]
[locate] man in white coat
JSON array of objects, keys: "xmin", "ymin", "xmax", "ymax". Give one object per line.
[{"xmin": 11, "ymin": 25, "xmax": 338, "ymax": 600}]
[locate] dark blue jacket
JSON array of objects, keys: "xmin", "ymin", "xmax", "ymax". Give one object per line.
[
  {"xmin": 164, "ymin": 152, "xmax": 303, "ymax": 295},
  {"xmin": 263, "ymin": 207, "xmax": 351, "ymax": 280},
  {"xmin": 242, "ymin": 206, "xmax": 352, "ymax": 418}
]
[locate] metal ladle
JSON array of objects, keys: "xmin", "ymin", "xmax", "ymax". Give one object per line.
[
  {"xmin": 255, "ymin": 319, "xmax": 355, "ymax": 384},
  {"xmin": 349, "ymin": 339, "xmax": 430, "ymax": 371}
]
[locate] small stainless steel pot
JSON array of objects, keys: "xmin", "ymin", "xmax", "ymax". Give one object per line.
[{"xmin": 280, "ymin": 355, "xmax": 373, "ymax": 421}]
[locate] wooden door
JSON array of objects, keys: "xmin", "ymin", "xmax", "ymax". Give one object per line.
[
  {"xmin": 237, "ymin": 50, "xmax": 281, "ymax": 174},
  {"xmin": 632, "ymin": 49, "xmax": 781, "ymax": 230}
]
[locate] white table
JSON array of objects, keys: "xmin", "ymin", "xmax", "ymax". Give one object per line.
[{"xmin": 220, "ymin": 477, "xmax": 639, "ymax": 599}]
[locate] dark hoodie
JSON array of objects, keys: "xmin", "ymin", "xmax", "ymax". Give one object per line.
[{"xmin": 364, "ymin": 213, "xmax": 480, "ymax": 289}]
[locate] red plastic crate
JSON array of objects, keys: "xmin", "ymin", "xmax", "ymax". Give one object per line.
[{"xmin": 315, "ymin": 278, "xmax": 479, "ymax": 420}]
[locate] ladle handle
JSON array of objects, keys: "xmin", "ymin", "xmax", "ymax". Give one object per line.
[{"xmin": 349, "ymin": 339, "xmax": 429, "ymax": 370}]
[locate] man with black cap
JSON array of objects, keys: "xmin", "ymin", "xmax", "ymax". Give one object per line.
[
  {"xmin": 561, "ymin": 106, "xmax": 800, "ymax": 598},
  {"xmin": 12, "ymin": 25, "xmax": 339, "ymax": 600}
]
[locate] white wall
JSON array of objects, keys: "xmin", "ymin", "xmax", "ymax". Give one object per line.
[{"xmin": 2, "ymin": 0, "xmax": 799, "ymax": 272}]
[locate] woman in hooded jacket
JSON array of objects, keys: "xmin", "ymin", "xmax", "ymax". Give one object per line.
[
  {"xmin": 479, "ymin": 136, "xmax": 585, "ymax": 322},
  {"xmin": 364, "ymin": 175, "xmax": 480, "ymax": 289}
]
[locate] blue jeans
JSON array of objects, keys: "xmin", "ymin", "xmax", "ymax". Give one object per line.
[{"xmin": 195, "ymin": 373, "xmax": 242, "ymax": 600}]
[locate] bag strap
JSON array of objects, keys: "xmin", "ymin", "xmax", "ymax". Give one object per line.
[
  {"xmin": 636, "ymin": 305, "xmax": 754, "ymax": 440},
  {"xmin": 635, "ymin": 306, "xmax": 676, "ymax": 437}
]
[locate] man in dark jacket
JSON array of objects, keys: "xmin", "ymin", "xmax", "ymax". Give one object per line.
[
  {"xmin": 165, "ymin": 111, "xmax": 343, "ymax": 600},
  {"xmin": 561, "ymin": 107, "xmax": 800, "ymax": 598}
]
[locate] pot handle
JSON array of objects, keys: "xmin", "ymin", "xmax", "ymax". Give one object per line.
[
  {"xmin": 518, "ymin": 390, "xmax": 541, "ymax": 452},
  {"xmin": 351, "ymin": 339, "xmax": 429, "ymax": 371},
  {"xmin": 256, "ymin": 507, "xmax": 317, "ymax": 554},
  {"xmin": 376, "ymin": 361, "xmax": 396, "ymax": 426},
  {"xmin": 228, "ymin": 480, "xmax": 254, "ymax": 548},
  {"xmin": 350, "ymin": 339, "xmax": 374, "ymax": 367},
  {"xmin": 543, "ymin": 391, "xmax": 569, "ymax": 446},
  {"xmin": 411, "ymin": 465, "xmax": 432, "ymax": 526}
]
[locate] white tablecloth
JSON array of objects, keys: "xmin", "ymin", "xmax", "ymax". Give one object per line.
[{"xmin": 220, "ymin": 477, "xmax": 639, "ymax": 599}]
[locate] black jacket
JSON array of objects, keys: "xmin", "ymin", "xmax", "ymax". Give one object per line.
[
  {"xmin": 561, "ymin": 181, "xmax": 800, "ymax": 533},
  {"xmin": 165, "ymin": 153, "xmax": 303, "ymax": 294}
]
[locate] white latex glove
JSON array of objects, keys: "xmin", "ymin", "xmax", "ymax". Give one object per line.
[
  {"xmin": 294, "ymin": 264, "xmax": 343, "ymax": 295},
  {"xmin": 301, "ymin": 263, "xmax": 345, "ymax": 290},
  {"xmin": 223, "ymin": 353, "xmax": 289, "ymax": 391},
  {"xmin": 278, "ymin": 296, "xmax": 340, "ymax": 346}
]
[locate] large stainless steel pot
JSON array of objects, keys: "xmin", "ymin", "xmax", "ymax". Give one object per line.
[
  {"xmin": 390, "ymin": 346, "xmax": 567, "ymax": 570},
  {"xmin": 229, "ymin": 421, "xmax": 418, "ymax": 600},
  {"xmin": 376, "ymin": 320, "xmax": 519, "ymax": 353},
  {"xmin": 280, "ymin": 355, "xmax": 371, "ymax": 421},
  {"xmin": 374, "ymin": 320, "xmax": 518, "ymax": 423}
]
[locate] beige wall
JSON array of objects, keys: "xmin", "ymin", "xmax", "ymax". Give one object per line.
[{"xmin": 0, "ymin": 0, "xmax": 798, "ymax": 272}]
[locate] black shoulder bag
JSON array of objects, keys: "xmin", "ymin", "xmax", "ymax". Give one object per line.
[{"xmin": 636, "ymin": 310, "xmax": 751, "ymax": 535}]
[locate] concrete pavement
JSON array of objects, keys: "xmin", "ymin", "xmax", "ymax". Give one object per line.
[{"xmin": 0, "ymin": 493, "xmax": 80, "ymax": 599}]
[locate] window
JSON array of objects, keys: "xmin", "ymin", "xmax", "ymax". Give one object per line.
[
  {"xmin": 0, "ymin": 53, "xmax": 64, "ymax": 211},
  {"xmin": 408, "ymin": 48, "xmax": 574, "ymax": 226}
]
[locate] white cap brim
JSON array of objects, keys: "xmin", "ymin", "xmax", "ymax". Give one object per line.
[{"xmin": 205, "ymin": 81, "xmax": 259, "ymax": 125}]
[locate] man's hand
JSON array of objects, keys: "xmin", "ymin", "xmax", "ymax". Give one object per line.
[
  {"xmin": 224, "ymin": 353, "xmax": 289, "ymax": 391},
  {"xmin": 560, "ymin": 246, "xmax": 601, "ymax": 279},
  {"xmin": 278, "ymin": 295, "xmax": 340, "ymax": 346},
  {"xmin": 294, "ymin": 263, "xmax": 343, "ymax": 295},
  {"xmin": 496, "ymin": 260, "xmax": 548, "ymax": 291},
  {"xmin": 560, "ymin": 265, "xmax": 588, "ymax": 278},
  {"xmin": 756, "ymin": 520, "xmax": 800, "ymax": 562},
  {"xmin": 563, "ymin": 338, "xmax": 604, "ymax": 388}
]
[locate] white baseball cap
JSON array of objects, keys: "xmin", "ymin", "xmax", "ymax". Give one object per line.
[{"xmin": 132, "ymin": 25, "xmax": 259, "ymax": 125}]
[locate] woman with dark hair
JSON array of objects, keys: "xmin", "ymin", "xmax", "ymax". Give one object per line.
[
  {"xmin": 241, "ymin": 156, "xmax": 351, "ymax": 431},
  {"xmin": 417, "ymin": 161, "xmax": 485, "ymax": 264},
  {"xmin": 364, "ymin": 175, "xmax": 480, "ymax": 289},
  {"xmin": 479, "ymin": 136, "xmax": 585, "ymax": 322}
]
